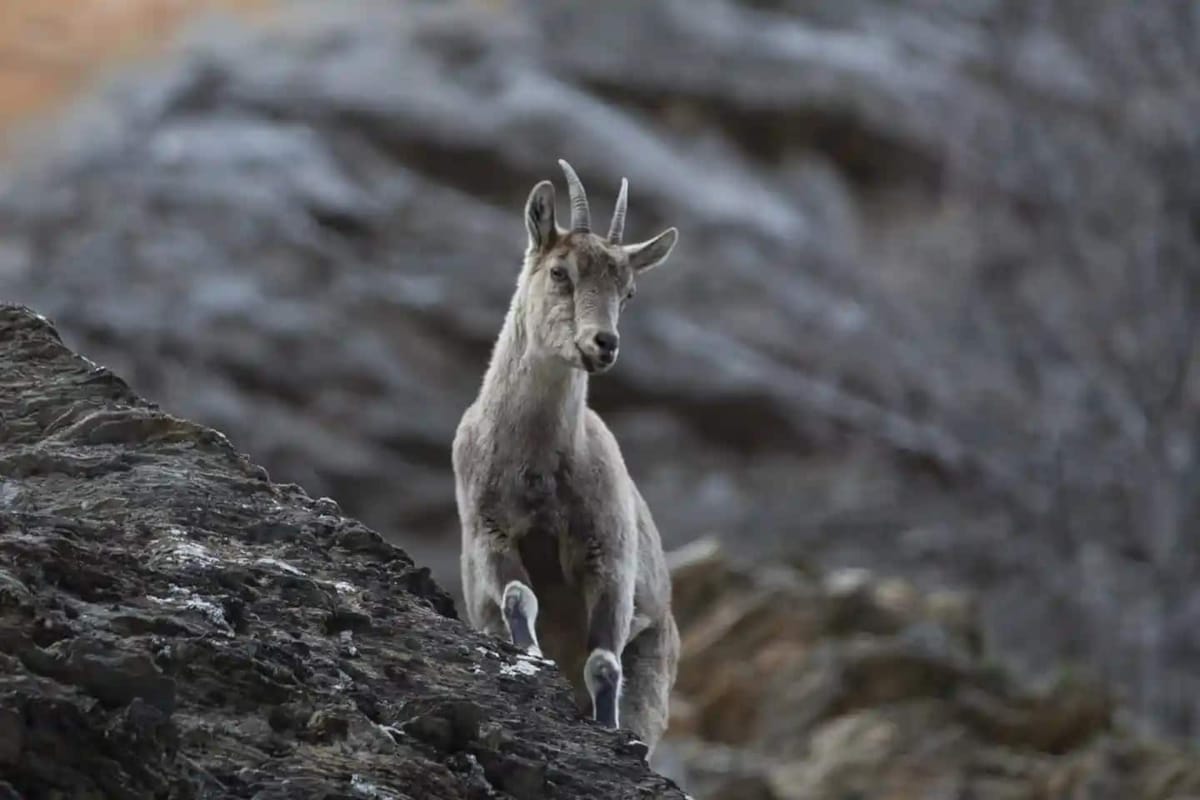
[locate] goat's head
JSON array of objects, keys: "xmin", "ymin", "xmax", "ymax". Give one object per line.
[{"xmin": 521, "ymin": 159, "xmax": 678, "ymax": 375}]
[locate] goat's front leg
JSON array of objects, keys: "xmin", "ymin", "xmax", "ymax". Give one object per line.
[
  {"xmin": 467, "ymin": 539, "xmax": 542, "ymax": 656},
  {"xmin": 582, "ymin": 576, "xmax": 635, "ymax": 728}
]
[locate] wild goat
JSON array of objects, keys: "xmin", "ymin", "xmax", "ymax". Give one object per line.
[{"xmin": 453, "ymin": 160, "xmax": 681, "ymax": 755}]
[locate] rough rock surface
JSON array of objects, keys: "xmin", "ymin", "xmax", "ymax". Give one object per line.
[
  {"xmin": 0, "ymin": 305, "xmax": 684, "ymax": 799},
  {"xmin": 3, "ymin": 0, "xmax": 1199, "ymax": 737},
  {"xmin": 659, "ymin": 538, "xmax": 1200, "ymax": 800}
]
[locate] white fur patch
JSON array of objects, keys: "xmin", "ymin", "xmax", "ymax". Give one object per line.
[
  {"xmin": 502, "ymin": 581, "xmax": 539, "ymax": 618},
  {"xmin": 584, "ymin": 648, "xmax": 623, "ymax": 726},
  {"xmin": 502, "ymin": 580, "xmax": 541, "ymax": 654},
  {"xmin": 584, "ymin": 649, "xmax": 621, "ymax": 689}
]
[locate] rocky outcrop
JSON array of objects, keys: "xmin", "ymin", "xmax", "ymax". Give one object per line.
[
  {"xmin": 0, "ymin": 305, "xmax": 683, "ymax": 799},
  {"xmin": 659, "ymin": 539, "xmax": 1200, "ymax": 800},
  {"xmin": 3, "ymin": 0, "xmax": 1199, "ymax": 739}
]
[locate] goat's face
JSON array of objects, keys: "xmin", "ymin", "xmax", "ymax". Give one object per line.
[
  {"xmin": 522, "ymin": 160, "xmax": 678, "ymax": 375},
  {"xmin": 528, "ymin": 234, "xmax": 633, "ymax": 374}
]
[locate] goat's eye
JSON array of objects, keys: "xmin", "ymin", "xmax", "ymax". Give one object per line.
[
  {"xmin": 549, "ymin": 265, "xmax": 569, "ymax": 282},
  {"xmin": 624, "ymin": 286, "xmax": 636, "ymax": 302}
]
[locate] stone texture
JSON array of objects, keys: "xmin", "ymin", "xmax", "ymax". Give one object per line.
[
  {"xmin": 658, "ymin": 538, "xmax": 1200, "ymax": 800},
  {"xmin": 0, "ymin": 304, "xmax": 684, "ymax": 799}
]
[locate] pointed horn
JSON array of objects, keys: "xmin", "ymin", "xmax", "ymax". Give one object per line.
[
  {"xmin": 608, "ymin": 178, "xmax": 628, "ymax": 244},
  {"xmin": 558, "ymin": 158, "xmax": 591, "ymax": 232}
]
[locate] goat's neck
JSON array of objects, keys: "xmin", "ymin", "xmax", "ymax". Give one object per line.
[{"xmin": 479, "ymin": 282, "xmax": 587, "ymax": 453}]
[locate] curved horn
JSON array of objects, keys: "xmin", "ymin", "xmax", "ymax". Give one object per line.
[
  {"xmin": 608, "ymin": 178, "xmax": 628, "ymax": 244},
  {"xmin": 558, "ymin": 158, "xmax": 591, "ymax": 232}
]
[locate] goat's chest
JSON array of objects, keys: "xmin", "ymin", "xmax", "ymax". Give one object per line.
[{"xmin": 482, "ymin": 458, "xmax": 593, "ymax": 546}]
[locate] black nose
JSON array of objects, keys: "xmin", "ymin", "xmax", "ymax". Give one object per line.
[{"xmin": 594, "ymin": 331, "xmax": 619, "ymax": 361}]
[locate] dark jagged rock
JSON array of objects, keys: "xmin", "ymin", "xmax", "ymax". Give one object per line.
[{"xmin": 0, "ymin": 305, "xmax": 685, "ymax": 799}]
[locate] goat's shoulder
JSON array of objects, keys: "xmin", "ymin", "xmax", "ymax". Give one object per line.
[{"xmin": 452, "ymin": 400, "xmax": 488, "ymax": 477}]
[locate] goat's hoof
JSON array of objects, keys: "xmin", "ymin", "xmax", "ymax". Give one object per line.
[
  {"xmin": 501, "ymin": 581, "xmax": 541, "ymax": 654},
  {"xmin": 584, "ymin": 648, "xmax": 622, "ymax": 728}
]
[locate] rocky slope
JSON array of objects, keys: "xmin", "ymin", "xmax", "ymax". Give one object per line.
[
  {"xmin": 0, "ymin": 304, "xmax": 683, "ymax": 799},
  {"xmin": 661, "ymin": 538, "xmax": 1200, "ymax": 799},
  {"xmin": 3, "ymin": 0, "xmax": 1199, "ymax": 737}
]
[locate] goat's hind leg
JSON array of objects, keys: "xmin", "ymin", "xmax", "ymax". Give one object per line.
[{"xmin": 618, "ymin": 617, "xmax": 679, "ymax": 759}]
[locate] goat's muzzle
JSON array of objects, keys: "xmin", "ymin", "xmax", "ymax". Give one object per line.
[{"xmin": 577, "ymin": 330, "xmax": 619, "ymax": 373}]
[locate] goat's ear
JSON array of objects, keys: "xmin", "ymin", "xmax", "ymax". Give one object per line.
[
  {"xmin": 625, "ymin": 227, "xmax": 678, "ymax": 274},
  {"xmin": 525, "ymin": 180, "xmax": 558, "ymax": 252}
]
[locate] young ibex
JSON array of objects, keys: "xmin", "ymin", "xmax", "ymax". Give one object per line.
[{"xmin": 453, "ymin": 160, "xmax": 681, "ymax": 755}]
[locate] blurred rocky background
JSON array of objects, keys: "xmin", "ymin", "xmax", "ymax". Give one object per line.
[
  {"xmin": 2, "ymin": 0, "xmax": 1199, "ymax": 792},
  {"xmin": 660, "ymin": 538, "xmax": 1200, "ymax": 798}
]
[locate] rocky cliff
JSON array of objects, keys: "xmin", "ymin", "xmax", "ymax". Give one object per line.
[
  {"xmin": 3, "ymin": 0, "xmax": 1199, "ymax": 740},
  {"xmin": 0, "ymin": 304, "xmax": 683, "ymax": 799},
  {"xmin": 661, "ymin": 539, "xmax": 1200, "ymax": 799}
]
